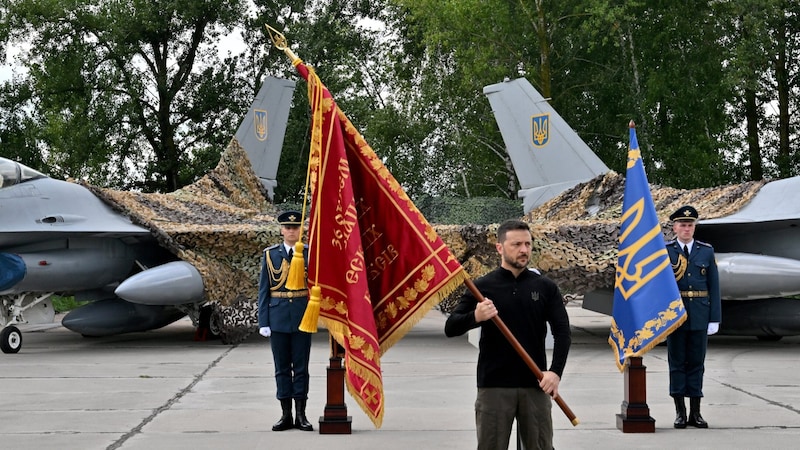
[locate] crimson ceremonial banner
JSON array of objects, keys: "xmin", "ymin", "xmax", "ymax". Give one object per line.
[{"xmin": 293, "ymin": 61, "xmax": 467, "ymax": 428}]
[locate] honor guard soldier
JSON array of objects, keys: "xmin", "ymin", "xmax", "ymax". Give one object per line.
[
  {"xmin": 257, "ymin": 210, "xmax": 314, "ymax": 431},
  {"xmin": 666, "ymin": 205, "xmax": 721, "ymax": 429}
]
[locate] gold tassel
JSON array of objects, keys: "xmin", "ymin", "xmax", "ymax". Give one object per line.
[
  {"xmin": 285, "ymin": 242, "xmax": 306, "ymax": 290},
  {"xmin": 299, "ymin": 286, "xmax": 322, "ymax": 333}
]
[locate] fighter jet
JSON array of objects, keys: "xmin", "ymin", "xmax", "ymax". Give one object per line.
[
  {"xmin": 484, "ymin": 77, "xmax": 800, "ymax": 340},
  {"xmin": 0, "ymin": 76, "xmax": 296, "ymax": 353}
]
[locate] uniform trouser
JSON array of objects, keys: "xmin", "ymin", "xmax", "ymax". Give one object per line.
[
  {"xmin": 270, "ymin": 331, "xmax": 312, "ymax": 400},
  {"xmin": 667, "ymin": 325, "xmax": 707, "ymax": 398},
  {"xmin": 476, "ymin": 387, "xmax": 552, "ymax": 450}
]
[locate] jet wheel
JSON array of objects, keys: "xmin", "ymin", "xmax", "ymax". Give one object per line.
[
  {"xmin": 1, "ymin": 326, "xmax": 22, "ymax": 354},
  {"xmin": 208, "ymin": 307, "xmax": 223, "ymax": 337}
]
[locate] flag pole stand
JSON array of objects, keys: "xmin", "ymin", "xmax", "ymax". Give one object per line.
[
  {"xmin": 616, "ymin": 356, "xmax": 655, "ymax": 433},
  {"xmin": 319, "ymin": 337, "xmax": 352, "ymax": 434}
]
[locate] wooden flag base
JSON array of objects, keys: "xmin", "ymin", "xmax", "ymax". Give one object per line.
[
  {"xmin": 319, "ymin": 342, "xmax": 352, "ymax": 434},
  {"xmin": 616, "ymin": 356, "xmax": 655, "ymax": 433}
]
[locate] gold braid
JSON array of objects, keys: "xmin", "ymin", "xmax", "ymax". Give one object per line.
[
  {"xmin": 672, "ymin": 254, "xmax": 687, "ymax": 281},
  {"xmin": 266, "ymin": 250, "xmax": 289, "ymax": 289}
]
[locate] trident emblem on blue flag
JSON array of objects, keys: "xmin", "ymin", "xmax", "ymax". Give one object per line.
[{"xmin": 609, "ymin": 122, "xmax": 687, "ymax": 371}]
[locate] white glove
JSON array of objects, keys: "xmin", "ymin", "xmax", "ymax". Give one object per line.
[
  {"xmin": 707, "ymin": 322, "xmax": 719, "ymax": 336},
  {"xmin": 259, "ymin": 327, "xmax": 271, "ymax": 337}
]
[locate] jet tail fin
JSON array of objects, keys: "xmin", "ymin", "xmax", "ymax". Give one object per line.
[
  {"xmin": 483, "ymin": 78, "xmax": 609, "ymax": 213},
  {"xmin": 234, "ymin": 76, "xmax": 296, "ymax": 200}
]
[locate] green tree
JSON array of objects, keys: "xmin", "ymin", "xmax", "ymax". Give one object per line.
[{"xmin": 0, "ymin": 0, "xmax": 250, "ymax": 191}]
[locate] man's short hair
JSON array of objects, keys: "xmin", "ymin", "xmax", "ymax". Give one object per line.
[{"xmin": 497, "ymin": 219, "xmax": 531, "ymax": 242}]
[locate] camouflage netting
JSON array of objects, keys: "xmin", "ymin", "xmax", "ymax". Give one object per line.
[
  {"xmin": 83, "ymin": 139, "xmax": 283, "ymax": 341},
  {"xmin": 434, "ymin": 172, "xmax": 766, "ymax": 313},
  {"xmin": 82, "ymin": 142, "xmax": 768, "ymax": 332}
]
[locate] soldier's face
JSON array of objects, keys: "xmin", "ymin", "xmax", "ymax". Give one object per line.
[
  {"xmin": 497, "ymin": 229, "xmax": 532, "ymax": 271},
  {"xmin": 281, "ymin": 224, "xmax": 302, "ymax": 245},
  {"xmin": 673, "ymin": 220, "xmax": 695, "ymax": 242}
]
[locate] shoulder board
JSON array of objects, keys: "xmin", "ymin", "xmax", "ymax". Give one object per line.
[
  {"xmin": 695, "ymin": 240, "xmax": 713, "ymax": 248},
  {"xmin": 265, "ymin": 244, "xmax": 281, "ymax": 251},
  {"xmin": 665, "ymin": 239, "xmax": 676, "ymax": 245}
]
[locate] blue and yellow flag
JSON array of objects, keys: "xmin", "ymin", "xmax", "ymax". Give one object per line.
[{"xmin": 609, "ymin": 123, "xmax": 687, "ymax": 371}]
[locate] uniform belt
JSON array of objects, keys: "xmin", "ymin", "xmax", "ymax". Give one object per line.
[
  {"xmin": 680, "ymin": 290, "xmax": 708, "ymax": 298},
  {"xmin": 271, "ymin": 290, "xmax": 308, "ymax": 298}
]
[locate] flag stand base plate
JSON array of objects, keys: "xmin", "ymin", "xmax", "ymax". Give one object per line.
[
  {"xmin": 616, "ymin": 356, "xmax": 655, "ymax": 433},
  {"xmin": 318, "ymin": 353, "xmax": 352, "ymax": 434}
]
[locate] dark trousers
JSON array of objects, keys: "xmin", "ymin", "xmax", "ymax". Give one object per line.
[
  {"xmin": 667, "ymin": 325, "xmax": 707, "ymax": 398},
  {"xmin": 270, "ymin": 331, "xmax": 312, "ymax": 399},
  {"xmin": 475, "ymin": 387, "xmax": 552, "ymax": 450}
]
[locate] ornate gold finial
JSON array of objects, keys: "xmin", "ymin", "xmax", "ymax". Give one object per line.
[{"xmin": 265, "ymin": 24, "xmax": 301, "ymax": 65}]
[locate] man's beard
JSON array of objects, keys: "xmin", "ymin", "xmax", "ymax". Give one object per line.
[{"xmin": 504, "ymin": 253, "xmax": 528, "ymax": 270}]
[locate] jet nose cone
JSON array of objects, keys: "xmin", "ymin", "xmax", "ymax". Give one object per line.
[{"xmin": 0, "ymin": 252, "xmax": 26, "ymax": 292}]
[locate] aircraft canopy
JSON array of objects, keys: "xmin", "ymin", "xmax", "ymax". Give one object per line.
[{"xmin": 0, "ymin": 158, "xmax": 46, "ymax": 188}]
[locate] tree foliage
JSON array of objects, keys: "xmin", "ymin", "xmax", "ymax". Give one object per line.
[
  {"xmin": 0, "ymin": 0, "xmax": 251, "ymax": 191},
  {"xmin": 0, "ymin": 1, "xmax": 798, "ymax": 208}
]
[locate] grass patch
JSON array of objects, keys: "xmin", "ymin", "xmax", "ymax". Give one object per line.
[{"xmin": 51, "ymin": 296, "xmax": 89, "ymax": 313}]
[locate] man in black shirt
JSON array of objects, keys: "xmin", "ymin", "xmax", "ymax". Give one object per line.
[{"xmin": 445, "ymin": 219, "xmax": 571, "ymax": 450}]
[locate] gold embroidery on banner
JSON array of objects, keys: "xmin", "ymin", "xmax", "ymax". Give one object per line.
[
  {"xmin": 361, "ymin": 224, "xmax": 383, "ymax": 250},
  {"xmin": 375, "ymin": 263, "xmax": 439, "ymax": 330},
  {"xmin": 345, "ymin": 249, "xmax": 365, "ymax": 284},
  {"xmin": 332, "ymin": 203, "xmax": 357, "ymax": 250},
  {"xmin": 610, "ymin": 298, "xmax": 686, "ymax": 362},
  {"xmin": 363, "ymin": 386, "xmax": 379, "ymax": 405},
  {"xmin": 367, "ymin": 244, "xmax": 399, "ymax": 281},
  {"xmin": 336, "ymin": 108, "xmax": 440, "ymax": 245}
]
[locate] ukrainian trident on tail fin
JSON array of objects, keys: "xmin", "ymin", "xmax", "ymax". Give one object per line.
[{"xmin": 483, "ymin": 78, "xmax": 609, "ymax": 213}]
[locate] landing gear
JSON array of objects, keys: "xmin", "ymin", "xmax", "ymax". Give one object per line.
[
  {"xmin": 1, "ymin": 326, "xmax": 22, "ymax": 353},
  {"xmin": 193, "ymin": 304, "xmax": 221, "ymax": 341},
  {"xmin": 1, "ymin": 292, "xmax": 55, "ymax": 354}
]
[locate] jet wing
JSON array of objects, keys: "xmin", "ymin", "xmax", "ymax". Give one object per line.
[{"xmin": 699, "ymin": 176, "xmax": 800, "ymax": 224}]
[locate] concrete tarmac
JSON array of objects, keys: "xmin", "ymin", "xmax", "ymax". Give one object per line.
[{"xmin": 2, "ymin": 302, "xmax": 800, "ymax": 450}]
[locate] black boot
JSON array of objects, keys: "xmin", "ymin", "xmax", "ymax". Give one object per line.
[
  {"xmin": 688, "ymin": 397, "xmax": 708, "ymax": 428},
  {"xmin": 272, "ymin": 399, "xmax": 293, "ymax": 431},
  {"xmin": 673, "ymin": 396, "xmax": 687, "ymax": 429},
  {"xmin": 294, "ymin": 398, "xmax": 314, "ymax": 431}
]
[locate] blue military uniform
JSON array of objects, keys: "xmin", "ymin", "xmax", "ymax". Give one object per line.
[
  {"xmin": 666, "ymin": 205, "xmax": 721, "ymax": 429},
  {"xmin": 257, "ymin": 210, "xmax": 313, "ymax": 431}
]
